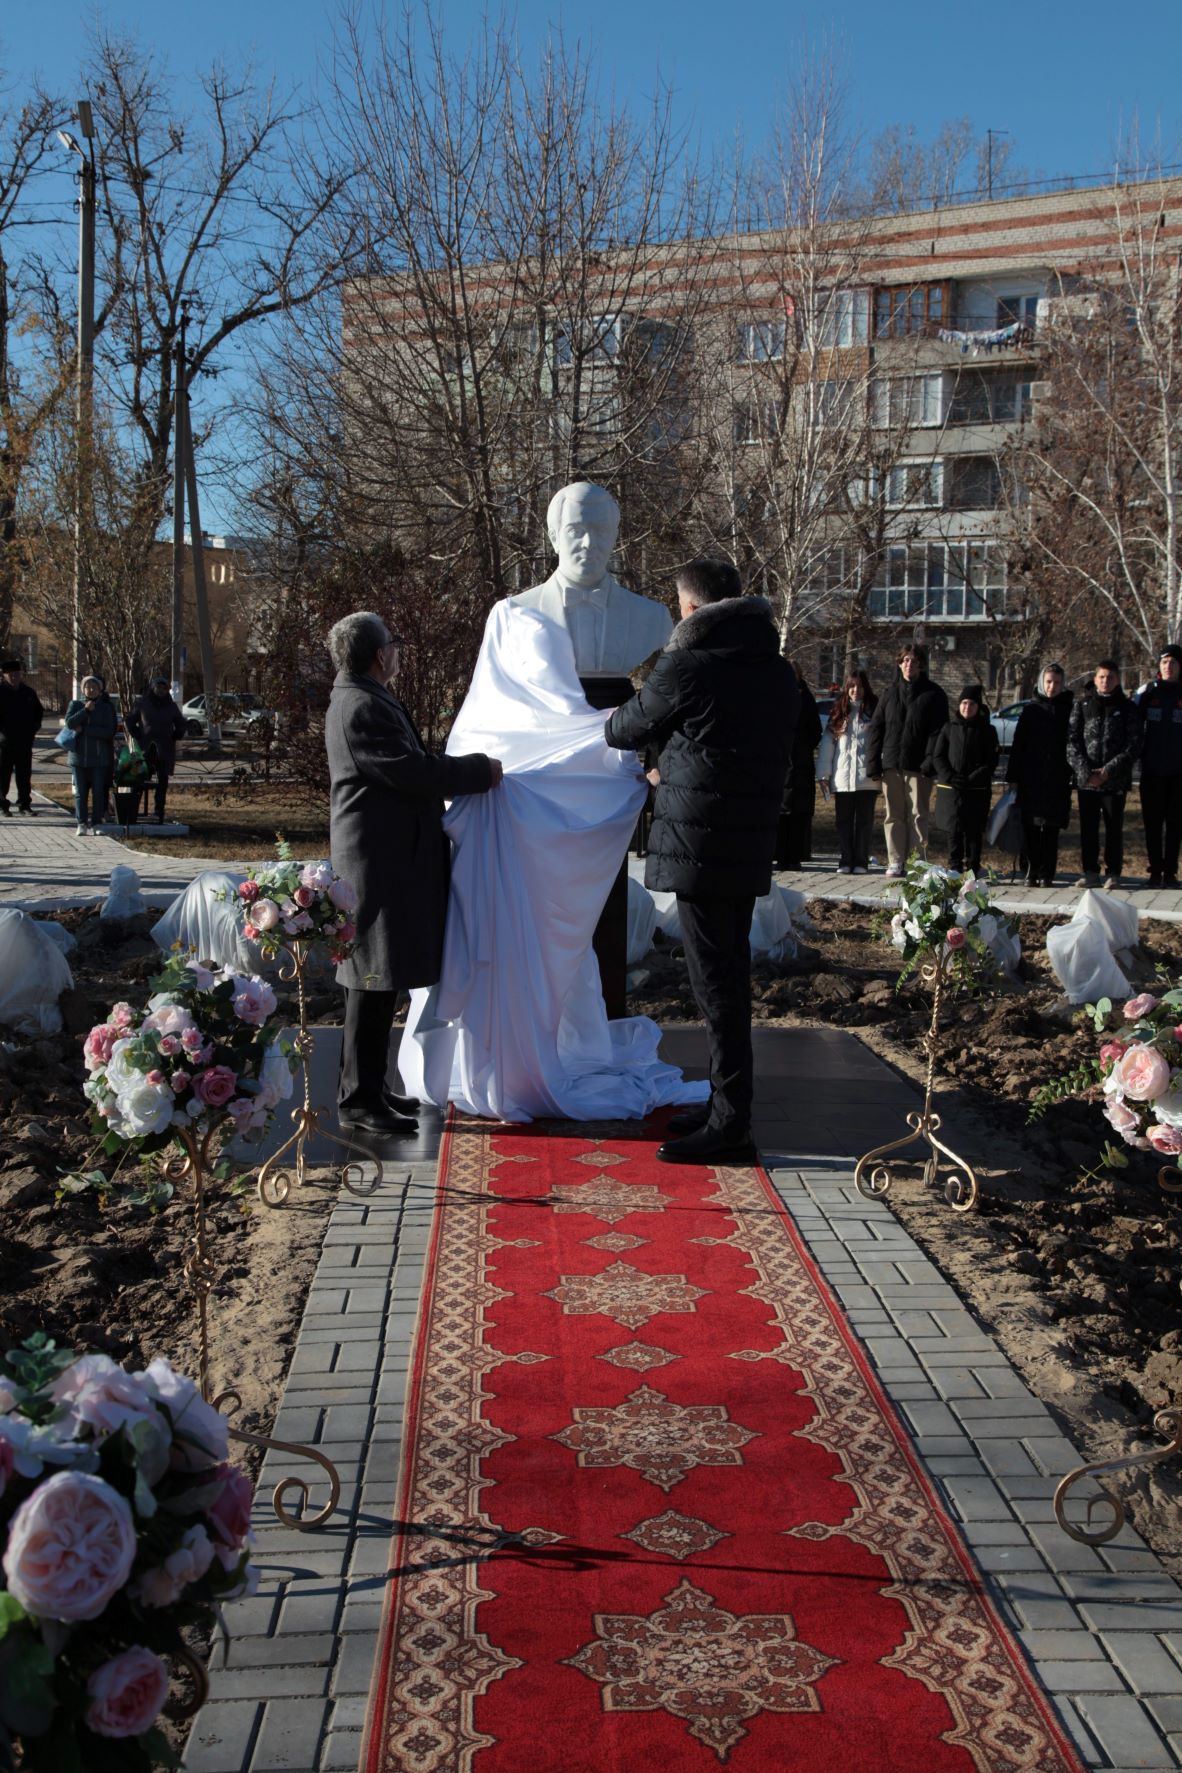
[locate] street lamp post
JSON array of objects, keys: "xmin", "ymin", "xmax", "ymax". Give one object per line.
[{"xmin": 59, "ymin": 101, "xmax": 96, "ymax": 702}]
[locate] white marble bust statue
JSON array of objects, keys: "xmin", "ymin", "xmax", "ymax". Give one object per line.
[{"xmin": 505, "ymin": 481, "xmax": 672, "ymax": 678}]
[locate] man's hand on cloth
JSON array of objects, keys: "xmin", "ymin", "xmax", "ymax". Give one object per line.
[
  {"xmin": 645, "ymin": 766, "xmax": 661, "ymax": 787},
  {"xmin": 489, "ymin": 759, "xmax": 504, "ymax": 785}
]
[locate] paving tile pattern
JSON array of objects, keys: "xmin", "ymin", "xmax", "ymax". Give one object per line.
[{"xmin": 184, "ymin": 1083, "xmax": 1182, "ymax": 1770}]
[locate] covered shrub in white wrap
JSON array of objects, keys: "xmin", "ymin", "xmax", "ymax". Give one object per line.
[
  {"xmin": 0, "ymin": 908, "xmax": 74, "ymax": 1035},
  {"xmin": 151, "ymin": 871, "xmax": 262, "ymax": 973}
]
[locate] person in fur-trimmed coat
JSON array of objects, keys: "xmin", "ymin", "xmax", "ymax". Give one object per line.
[{"xmin": 604, "ymin": 558, "xmax": 798, "ymax": 1166}]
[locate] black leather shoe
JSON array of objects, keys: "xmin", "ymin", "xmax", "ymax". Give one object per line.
[
  {"xmin": 665, "ymin": 1104, "xmax": 710, "ymax": 1136},
  {"xmin": 655, "ymin": 1124, "xmax": 757, "ymax": 1166},
  {"xmin": 338, "ymin": 1103, "xmax": 418, "ymax": 1137},
  {"xmin": 384, "ymin": 1087, "xmax": 421, "ymax": 1116}
]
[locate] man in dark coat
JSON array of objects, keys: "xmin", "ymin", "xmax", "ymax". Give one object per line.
[
  {"xmin": 1006, "ymin": 662, "xmax": 1073, "ymax": 886},
  {"xmin": 605, "ymin": 558, "xmax": 798, "ymax": 1165},
  {"xmin": 1067, "ymin": 658, "xmax": 1144, "ymax": 889},
  {"xmin": 325, "ymin": 612, "xmax": 502, "ymax": 1135},
  {"xmin": 1135, "ymin": 644, "xmax": 1182, "ymax": 887},
  {"xmin": 128, "ymin": 675, "xmax": 186, "ymax": 824},
  {"xmin": 928, "ymin": 685, "xmax": 999, "ymax": 874},
  {"xmin": 0, "ymin": 657, "xmax": 44, "ymax": 816},
  {"xmin": 776, "ymin": 666, "xmax": 822, "ymax": 869},
  {"xmin": 866, "ymin": 643, "xmax": 948, "ymax": 877}
]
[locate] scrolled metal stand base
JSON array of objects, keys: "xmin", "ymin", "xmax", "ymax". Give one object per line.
[
  {"xmin": 854, "ymin": 947, "xmax": 980, "ymax": 1214},
  {"xmin": 1054, "ymin": 1409, "xmax": 1182, "ymax": 1545},
  {"xmin": 1159, "ymin": 1164, "xmax": 1182, "ymax": 1199},
  {"xmin": 255, "ymin": 940, "xmax": 383, "ymax": 1208},
  {"xmin": 168, "ymin": 1128, "xmax": 341, "ymax": 1532}
]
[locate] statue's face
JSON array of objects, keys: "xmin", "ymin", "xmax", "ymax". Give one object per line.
[{"xmin": 554, "ymin": 491, "xmax": 618, "ymax": 588}]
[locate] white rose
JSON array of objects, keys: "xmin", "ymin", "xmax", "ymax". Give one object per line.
[
  {"xmin": 257, "ymin": 1042, "xmax": 295, "ymax": 1110},
  {"xmin": 114, "ymin": 1079, "xmax": 175, "ymax": 1140}
]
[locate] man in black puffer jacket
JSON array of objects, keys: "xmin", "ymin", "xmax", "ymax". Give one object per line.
[
  {"xmin": 1135, "ymin": 644, "xmax": 1182, "ymax": 887},
  {"xmin": 605, "ymin": 558, "xmax": 798, "ymax": 1164},
  {"xmin": 866, "ymin": 644, "xmax": 948, "ymax": 877},
  {"xmin": 1006, "ymin": 663, "xmax": 1073, "ymax": 886},
  {"xmin": 1068, "ymin": 659, "xmax": 1144, "ymax": 888}
]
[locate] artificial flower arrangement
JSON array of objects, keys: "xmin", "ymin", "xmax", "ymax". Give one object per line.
[
  {"xmin": 0, "ymin": 1333, "xmax": 256, "ymax": 1770},
  {"xmin": 230, "ymin": 841, "xmax": 357, "ymax": 966},
  {"xmin": 886, "ymin": 859, "xmax": 1019, "ymax": 986},
  {"xmin": 80, "ymin": 948, "xmax": 297, "ymax": 1154},
  {"xmin": 1030, "ymin": 986, "xmax": 1182, "ymax": 1170}
]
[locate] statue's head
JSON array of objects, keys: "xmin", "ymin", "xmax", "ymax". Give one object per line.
[{"xmin": 546, "ymin": 481, "xmax": 619, "ymax": 589}]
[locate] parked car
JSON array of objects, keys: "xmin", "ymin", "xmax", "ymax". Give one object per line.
[
  {"xmin": 990, "ymin": 700, "xmax": 1029, "ymax": 753},
  {"xmin": 181, "ymin": 692, "xmax": 275, "ymax": 742}
]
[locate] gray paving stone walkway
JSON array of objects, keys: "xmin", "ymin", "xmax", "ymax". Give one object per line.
[{"xmin": 183, "ymin": 1029, "xmax": 1182, "ymax": 1773}]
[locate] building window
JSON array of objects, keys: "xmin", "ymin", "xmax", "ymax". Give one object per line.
[
  {"xmin": 947, "ymin": 455, "xmax": 1003, "ymax": 510},
  {"xmin": 733, "ymin": 399, "xmax": 781, "ymax": 445},
  {"xmin": 867, "ymin": 542, "xmax": 1009, "ymax": 620},
  {"xmin": 872, "ymin": 373, "xmax": 944, "ymax": 429},
  {"xmin": 812, "ymin": 288, "xmax": 870, "ymax": 348},
  {"xmin": 885, "ymin": 460, "xmax": 944, "ymax": 508},
  {"xmin": 7, "ymin": 634, "xmax": 37, "ymax": 670},
  {"xmin": 736, "ymin": 319, "xmax": 786, "ymax": 363},
  {"xmin": 948, "ymin": 370, "xmax": 1033, "ymax": 424},
  {"xmin": 873, "ymin": 282, "xmax": 949, "ymax": 340},
  {"xmin": 996, "ymin": 293, "xmax": 1039, "ymax": 329},
  {"xmin": 804, "ymin": 545, "xmax": 857, "ymax": 596},
  {"xmin": 553, "ymin": 313, "xmax": 621, "ymax": 368}
]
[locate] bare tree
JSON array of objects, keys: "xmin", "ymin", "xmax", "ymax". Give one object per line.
[
  {"xmin": 1009, "ymin": 174, "xmax": 1182, "ymax": 663},
  {"xmin": 0, "ymin": 77, "xmax": 69, "ymax": 649}
]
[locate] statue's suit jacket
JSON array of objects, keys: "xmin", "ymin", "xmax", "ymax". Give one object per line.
[{"xmin": 326, "ymin": 672, "xmax": 492, "ymax": 991}]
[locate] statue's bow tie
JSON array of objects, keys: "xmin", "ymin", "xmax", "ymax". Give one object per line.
[{"xmin": 561, "ymin": 585, "xmax": 603, "ymax": 612}]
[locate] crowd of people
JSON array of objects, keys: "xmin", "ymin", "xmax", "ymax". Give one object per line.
[{"xmin": 787, "ymin": 640, "xmax": 1182, "ymax": 892}]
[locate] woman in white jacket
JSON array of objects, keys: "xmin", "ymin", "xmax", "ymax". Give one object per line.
[{"xmin": 816, "ymin": 671, "xmax": 881, "ymax": 873}]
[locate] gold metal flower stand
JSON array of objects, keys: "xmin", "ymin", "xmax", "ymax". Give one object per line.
[
  {"xmin": 1054, "ymin": 1409, "xmax": 1182, "ymax": 1544},
  {"xmin": 854, "ymin": 946, "xmax": 980, "ymax": 1214},
  {"xmin": 167, "ymin": 1124, "xmax": 341, "ymax": 1531},
  {"xmin": 254, "ymin": 939, "xmax": 383, "ymax": 1209}
]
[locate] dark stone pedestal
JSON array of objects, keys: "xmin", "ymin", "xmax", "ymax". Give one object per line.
[{"xmin": 582, "ymin": 674, "xmax": 637, "ymax": 1020}]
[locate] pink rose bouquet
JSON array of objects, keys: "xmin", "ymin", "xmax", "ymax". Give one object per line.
[
  {"xmin": 76, "ymin": 949, "xmax": 297, "ymax": 1170},
  {"xmin": 225, "ymin": 840, "xmax": 359, "ymax": 965},
  {"xmin": 1032, "ymin": 979, "xmax": 1182, "ymax": 1178},
  {"xmin": 0, "ymin": 1333, "xmax": 257, "ymax": 1768}
]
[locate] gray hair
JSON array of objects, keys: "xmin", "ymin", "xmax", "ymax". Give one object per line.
[
  {"xmin": 545, "ymin": 481, "xmax": 620, "ymax": 548},
  {"xmin": 327, "ymin": 612, "xmax": 388, "ymax": 676}
]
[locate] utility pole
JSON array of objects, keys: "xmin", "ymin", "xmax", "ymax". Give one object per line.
[
  {"xmin": 178, "ymin": 373, "xmax": 220, "ymax": 748},
  {"xmin": 60, "ymin": 101, "xmax": 95, "ymax": 701},
  {"xmin": 170, "ymin": 305, "xmax": 188, "ymax": 698}
]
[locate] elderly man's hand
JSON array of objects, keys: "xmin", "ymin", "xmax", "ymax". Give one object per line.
[
  {"xmin": 488, "ymin": 759, "xmax": 504, "ymax": 785},
  {"xmin": 645, "ymin": 766, "xmax": 661, "ymax": 787}
]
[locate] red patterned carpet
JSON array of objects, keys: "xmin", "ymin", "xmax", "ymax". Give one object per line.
[{"xmin": 361, "ymin": 1116, "xmax": 1084, "ymax": 1772}]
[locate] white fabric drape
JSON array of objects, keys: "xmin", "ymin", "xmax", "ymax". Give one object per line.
[{"xmin": 398, "ymin": 603, "xmax": 708, "ymax": 1122}]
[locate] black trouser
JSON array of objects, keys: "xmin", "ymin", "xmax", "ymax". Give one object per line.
[
  {"xmin": 834, "ymin": 790, "xmax": 877, "ymax": 869},
  {"xmin": 677, "ymin": 894, "xmax": 756, "ymax": 1133},
  {"xmin": 0, "ymin": 740, "xmax": 33, "ymax": 809},
  {"xmin": 152, "ymin": 769, "xmax": 172, "ymax": 822},
  {"xmin": 776, "ymin": 806, "xmax": 812, "ymax": 869},
  {"xmin": 1139, "ymin": 773, "xmax": 1182, "ymax": 880},
  {"xmin": 339, "ymin": 986, "xmax": 397, "ymax": 1114},
  {"xmin": 1078, "ymin": 789, "xmax": 1126, "ymax": 877},
  {"xmin": 949, "ymin": 790, "xmax": 990, "ymax": 874},
  {"xmin": 1021, "ymin": 816, "xmax": 1060, "ymax": 884}
]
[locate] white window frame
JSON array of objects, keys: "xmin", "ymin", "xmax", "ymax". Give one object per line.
[
  {"xmin": 885, "ymin": 459, "xmax": 944, "ymax": 508},
  {"xmin": 812, "ymin": 288, "xmax": 870, "ymax": 349},
  {"xmin": 872, "ymin": 373, "xmax": 944, "ymax": 429},
  {"xmin": 736, "ymin": 318, "xmax": 786, "ymax": 363}
]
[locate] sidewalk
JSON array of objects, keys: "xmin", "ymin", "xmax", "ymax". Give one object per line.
[
  {"xmin": 9, "ymin": 790, "xmax": 1182, "ymax": 929},
  {"xmin": 183, "ymin": 1029, "xmax": 1182, "ymax": 1773}
]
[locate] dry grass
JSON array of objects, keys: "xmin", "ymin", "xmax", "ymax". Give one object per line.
[{"xmin": 38, "ymin": 782, "xmax": 328, "ymax": 861}]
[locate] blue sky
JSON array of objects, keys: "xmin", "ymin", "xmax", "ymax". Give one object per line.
[{"xmin": 4, "ymin": 0, "xmax": 1181, "ymax": 528}]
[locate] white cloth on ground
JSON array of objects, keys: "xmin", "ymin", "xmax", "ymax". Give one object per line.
[{"xmin": 398, "ymin": 603, "xmax": 708, "ymax": 1122}]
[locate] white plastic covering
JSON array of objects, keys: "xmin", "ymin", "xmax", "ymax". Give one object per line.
[
  {"xmin": 100, "ymin": 865, "xmax": 147, "ymax": 921},
  {"xmin": 0, "ymin": 908, "xmax": 74, "ymax": 1035},
  {"xmin": 626, "ymin": 875, "xmax": 657, "ymax": 966},
  {"xmin": 1071, "ymin": 886, "xmax": 1139, "ymax": 957},
  {"xmin": 631, "ymin": 876, "xmax": 808, "ymax": 966},
  {"xmin": 151, "ymin": 870, "xmax": 261, "ymax": 972},
  {"xmin": 1046, "ymin": 917, "xmax": 1131, "ymax": 1005},
  {"xmin": 35, "ymin": 920, "xmax": 77, "ymax": 957}
]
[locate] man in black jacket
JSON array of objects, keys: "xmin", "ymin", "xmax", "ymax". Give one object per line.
[
  {"xmin": 1067, "ymin": 659, "xmax": 1144, "ymax": 889},
  {"xmin": 128, "ymin": 676, "xmax": 186, "ymax": 824},
  {"xmin": 928, "ymin": 685, "xmax": 999, "ymax": 874},
  {"xmin": 0, "ymin": 657, "xmax": 44, "ymax": 816},
  {"xmin": 605, "ymin": 559, "xmax": 798, "ymax": 1165},
  {"xmin": 325, "ymin": 612, "xmax": 502, "ymax": 1136},
  {"xmin": 1006, "ymin": 663, "xmax": 1073, "ymax": 886},
  {"xmin": 1136, "ymin": 644, "xmax": 1182, "ymax": 887},
  {"xmin": 866, "ymin": 644, "xmax": 948, "ymax": 878}
]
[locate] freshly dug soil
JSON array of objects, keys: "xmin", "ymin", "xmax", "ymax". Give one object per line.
[
  {"xmin": 632, "ymin": 900, "xmax": 1182, "ymax": 1575},
  {"xmin": 0, "ymin": 904, "xmax": 333, "ymax": 1467}
]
